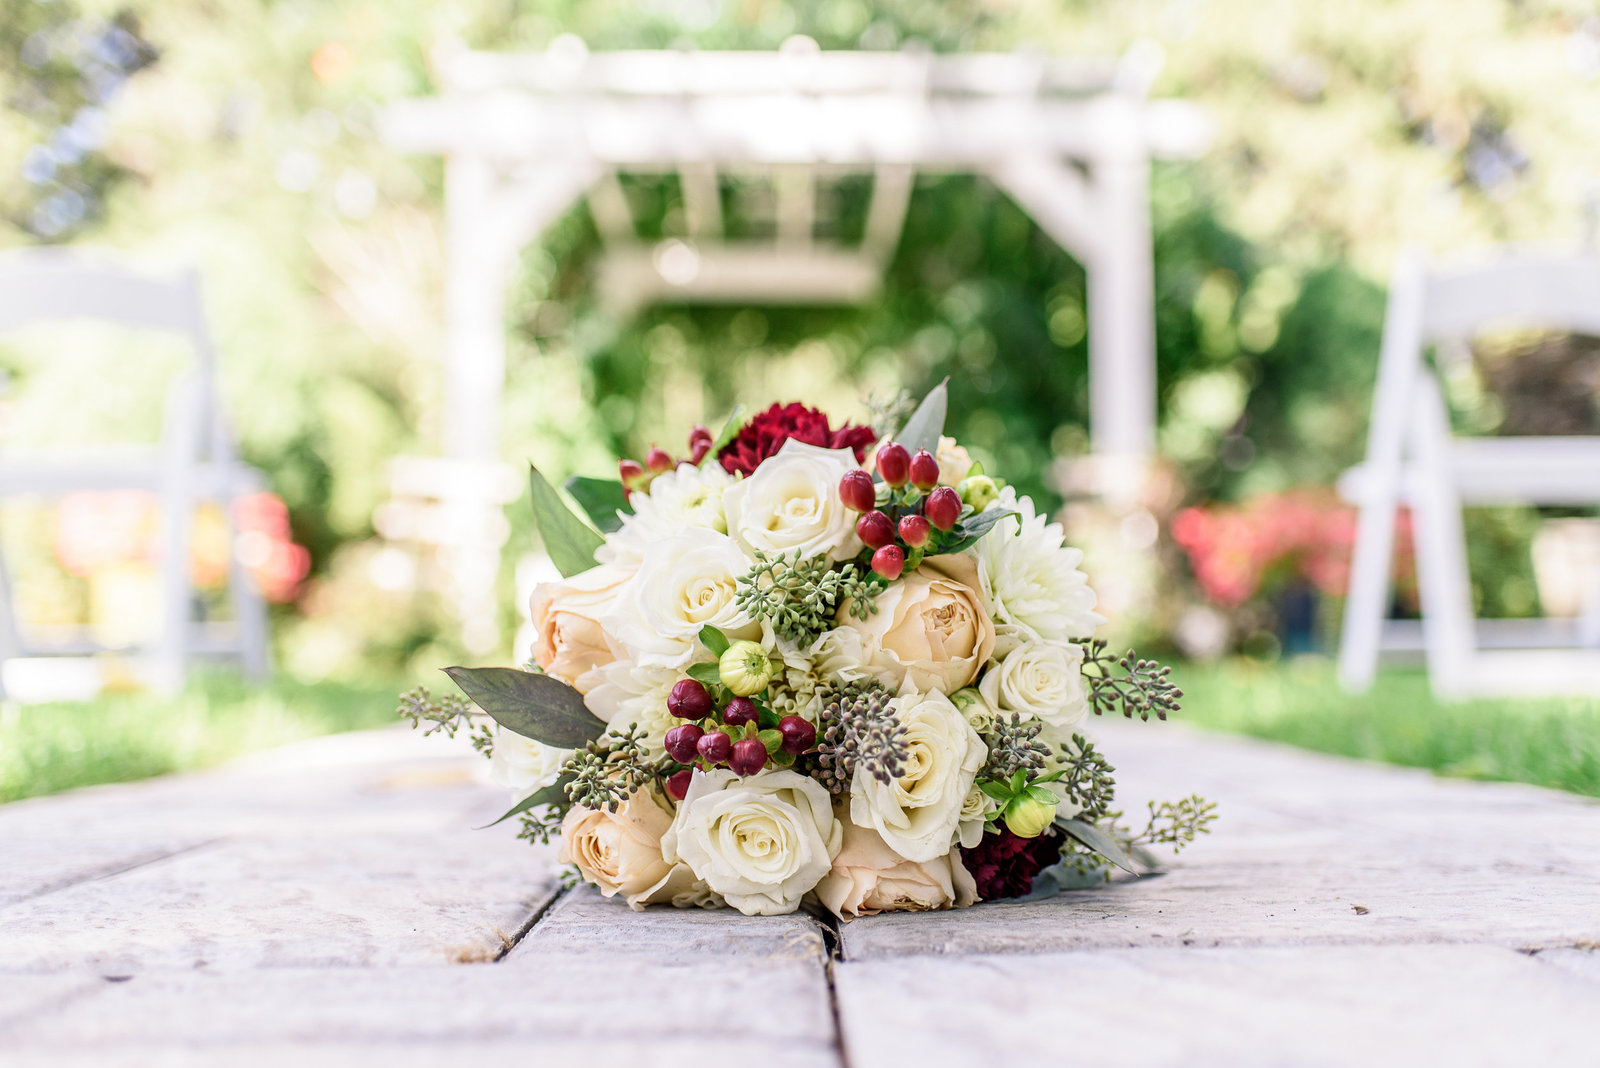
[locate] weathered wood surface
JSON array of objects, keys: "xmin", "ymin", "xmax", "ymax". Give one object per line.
[{"xmin": 1, "ymin": 716, "xmax": 1597, "ymax": 1066}]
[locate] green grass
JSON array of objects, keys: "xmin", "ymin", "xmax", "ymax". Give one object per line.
[
  {"xmin": 1175, "ymin": 659, "xmax": 1600, "ymax": 798},
  {"xmin": 0, "ymin": 673, "xmax": 407, "ymax": 804}
]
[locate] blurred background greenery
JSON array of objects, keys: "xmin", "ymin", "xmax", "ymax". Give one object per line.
[{"xmin": 2, "ymin": 0, "xmax": 1599, "ymax": 800}]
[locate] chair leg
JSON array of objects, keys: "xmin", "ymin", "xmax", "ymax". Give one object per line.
[
  {"xmin": 1338, "ymin": 487, "xmax": 1399, "ymax": 692},
  {"xmin": 225, "ymin": 493, "xmax": 271, "ymax": 682},
  {"xmin": 155, "ymin": 377, "xmax": 202, "ymax": 697},
  {"xmin": 1409, "ymin": 381, "xmax": 1479, "ymax": 699}
]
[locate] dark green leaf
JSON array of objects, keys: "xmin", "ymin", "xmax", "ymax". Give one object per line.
[
  {"xmin": 979, "ymin": 780, "xmax": 1014, "ymax": 803},
  {"xmin": 896, "ymin": 378, "xmax": 949, "ymax": 457},
  {"xmin": 444, "ymin": 666, "xmax": 604, "ymax": 749},
  {"xmin": 937, "ymin": 507, "xmax": 1020, "ymax": 555},
  {"xmin": 529, "ymin": 466, "xmax": 605, "ymax": 577},
  {"xmin": 685, "ymin": 662, "xmax": 722, "ymax": 687},
  {"xmin": 563, "ymin": 475, "xmax": 630, "ymax": 534},
  {"xmin": 1056, "ymin": 817, "xmax": 1140, "ymax": 874},
  {"xmin": 476, "ymin": 777, "xmax": 571, "ymax": 829},
  {"xmin": 698, "ymin": 625, "xmax": 731, "ymax": 657}
]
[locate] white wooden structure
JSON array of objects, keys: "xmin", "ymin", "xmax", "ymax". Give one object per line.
[
  {"xmin": 0, "ymin": 249, "xmax": 270, "ymax": 697},
  {"xmin": 1337, "ymin": 250, "xmax": 1600, "ymax": 699},
  {"xmin": 381, "ymin": 38, "xmax": 1209, "ymax": 650}
]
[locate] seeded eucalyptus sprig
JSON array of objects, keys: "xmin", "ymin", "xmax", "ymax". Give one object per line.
[
  {"xmin": 562, "ymin": 726, "xmax": 654, "ymax": 812},
  {"xmin": 736, "ymin": 550, "xmax": 884, "ymax": 645},
  {"xmin": 397, "ymin": 686, "xmax": 476, "ymax": 736},
  {"xmin": 1130, "ymin": 795, "xmax": 1218, "ymax": 853},
  {"xmin": 978, "ymin": 712, "xmax": 1051, "ymax": 781},
  {"xmin": 1082, "ymin": 640, "xmax": 1184, "ymax": 721},
  {"xmin": 816, "ymin": 679, "xmax": 907, "ymax": 793},
  {"xmin": 1053, "ymin": 733, "xmax": 1116, "ymax": 822}
]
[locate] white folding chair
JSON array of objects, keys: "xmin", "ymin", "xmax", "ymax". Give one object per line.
[
  {"xmin": 0, "ymin": 248, "xmax": 270, "ymax": 697},
  {"xmin": 1338, "ymin": 250, "xmax": 1600, "ymax": 699}
]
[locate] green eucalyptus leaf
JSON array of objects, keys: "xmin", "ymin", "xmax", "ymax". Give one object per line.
[
  {"xmin": 563, "ymin": 475, "xmax": 630, "ymax": 533},
  {"xmin": 529, "ymin": 466, "xmax": 605, "ymax": 577},
  {"xmin": 1056, "ymin": 817, "xmax": 1140, "ymax": 875},
  {"xmin": 896, "ymin": 378, "xmax": 949, "ymax": 457},
  {"xmin": 444, "ymin": 666, "xmax": 604, "ymax": 749},
  {"xmin": 698, "ymin": 625, "xmax": 731, "ymax": 657},
  {"xmin": 477, "ymin": 777, "xmax": 571, "ymax": 829}
]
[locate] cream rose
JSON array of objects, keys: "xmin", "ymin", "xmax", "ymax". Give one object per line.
[
  {"xmin": 979, "ymin": 640, "xmax": 1088, "ymax": 730},
  {"xmin": 935, "ymin": 436, "xmax": 974, "ymax": 485},
  {"xmin": 849, "ymin": 688, "xmax": 987, "ymax": 862},
  {"xmin": 721, "ymin": 440, "xmax": 863, "ymax": 562},
  {"xmin": 602, "ymin": 529, "xmax": 759, "ymax": 669},
  {"xmin": 487, "ymin": 728, "xmax": 571, "ymax": 794},
  {"xmin": 661, "ymin": 768, "xmax": 842, "ymax": 916},
  {"xmin": 528, "ymin": 563, "xmax": 633, "ymax": 692},
  {"xmin": 819, "ymin": 554, "xmax": 996, "ymax": 694},
  {"xmin": 814, "ymin": 820, "xmax": 978, "ymax": 919},
  {"xmin": 558, "ymin": 790, "xmax": 691, "ymax": 911},
  {"xmin": 956, "ymin": 784, "xmax": 998, "ymax": 848}
]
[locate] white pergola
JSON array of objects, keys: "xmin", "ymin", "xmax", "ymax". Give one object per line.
[{"xmin": 382, "ymin": 37, "xmax": 1209, "ymax": 651}]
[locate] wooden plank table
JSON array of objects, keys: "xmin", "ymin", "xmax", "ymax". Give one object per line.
[{"xmin": 2, "ymin": 716, "xmax": 1598, "ymax": 1066}]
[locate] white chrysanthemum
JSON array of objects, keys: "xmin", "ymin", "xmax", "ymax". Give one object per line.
[
  {"xmin": 601, "ymin": 528, "xmax": 760, "ymax": 669},
  {"xmin": 971, "ymin": 489, "xmax": 1105, "ymax": 642},
  {"xmin": 598, "ymin": 463, "xmax": 734, "ymax": 566},
  {"xmin": 582, "ymin": 656, "xmax": 684, "ymax": 762}
]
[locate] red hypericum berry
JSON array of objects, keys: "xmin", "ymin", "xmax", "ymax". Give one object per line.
[
  {"xmin": 689, "ymin": 439, "xmax": 711, "ymax": 465},
  {"xmin": 664, "ymin": 723, "xmax": 705, "ymax": 764},
  {"xmin": 872, "ymin": 544, "xmax": 906, "ymax": 580},
  {"xmin": 838, "ymin": 469, "xmax": 877, "ymax": 512},
  {"xmin": 688, "ymin": 424, "xmax": 712, "ymax": 447},
  {"xmin": 667, "ymin": 678, "xmax": 713, "ymax": 720},
  {"xmin": 909, "ymin": 449, "xmax": 940, "ymax": 490},
  {"xmin": 697, "ymin": 729, "xmax": 733, "ymax": 765},
  {"xmin": 646, "ymin": 446, "xmax": 673, "ymax": 473},
  {"xmin": 723, "ymin": 696, "xmax": 759, "ymax": 727},
  {"xmin": 898, "ymin": 514, "xmax": 930, "ymax": 549},
  {"xmin": 925, "ymin": 486, "xmax": 962, "ymax": 531},
  {"xmin": 729, "ymin": 737, "xmax": 768, "ymax": 776},
  {"xmin": 856, "ymin": 510, "xmax": 895, "ymax": 550},
  {"xmin": 665, "ymin": 768, "xmax": 694, "ymax": 801},
  {"xmin": 618, "ymin": 459, "xmax": 646, "ymax": 485},
  {"xmin": 777, "ymin": 715, "xmax": 817, "ymax": 755},
  {"xmin": 876, "ymin": 442, "xmax": 911, "ymax": 487}
]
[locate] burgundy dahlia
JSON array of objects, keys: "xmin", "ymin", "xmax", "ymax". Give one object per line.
[
  {"xmin": 960, "ymin": 828, "xmax": 1064, "ymax": 901},
  {"xmin": 717, "ymin": 402, "xmax": 877, "ymax": 477}
]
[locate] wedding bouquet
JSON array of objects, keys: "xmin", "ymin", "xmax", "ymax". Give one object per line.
[{"xmin": 402, "ymin": 383, "xmax": 1214, "ymax": 918}]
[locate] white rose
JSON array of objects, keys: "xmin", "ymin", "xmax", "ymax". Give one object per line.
[
  {"xmin": 661, "ymin": 768, "xmax": 842, "ymax": 916},
  {"xmin": 721, "ymin": 440, "xmax": 863, "ymax": 562},
  {"xmin": 849, "ymin": 689, "xmax": 986, "ymax": 863},
  {"xmin": 956, "ymin": 784, "xmax": 998, "ymax": 848},
  {"xmin": 598, "ymin": 464, "xmax": 734, "ymax": 567},
  {"xmin": 978, "ymin": 640, "xmax": 1088, "ymax": 730},
  {"xmin": 488, "ymin": 727, "xmax": 571, "ymax": 794},
  {"xmin": 972, "ymin": 489, "xmax": 1105, "ymax": 642},
  {"xmin": 601, "ymin": 528, "xmax": 760, "ymax": 669}
]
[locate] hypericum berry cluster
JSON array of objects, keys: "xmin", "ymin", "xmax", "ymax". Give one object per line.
[
  {"xmin": 838, "ymin": 441, "xmax": 966, "ymax": 580},
  {"xmin": 618, "ymin": 424, "xmax": 716, "ymax": 498},
  {"xmin": 659, "ymin": 665, "xmax": 818, "ymax": 800}
]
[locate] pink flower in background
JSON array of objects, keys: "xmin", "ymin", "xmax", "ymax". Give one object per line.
[
  {"xmin": 53, "ymin": 491, "xmax": 310, "ymax": 604},
  {"xmin": 1171, "ymin": 489, "xmax": 1414, "ymax": 608}
]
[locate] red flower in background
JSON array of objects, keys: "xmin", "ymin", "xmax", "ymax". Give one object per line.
[
  {"xmin": 717, "ymin": 402, "xmax": 876, "ymax": 477},
  {"xmin": 960, "ymin": 828, "xmax": 1065, "ymax": 901}
]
